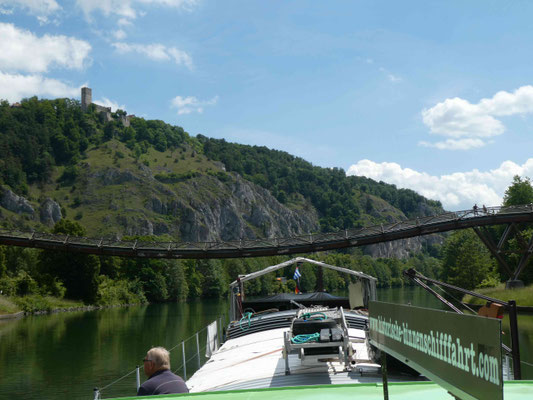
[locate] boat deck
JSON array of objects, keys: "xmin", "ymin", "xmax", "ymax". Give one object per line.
[
  {"xmin": 112, "ymin": 381, "xmax": 533, "ymax": 400},
  {"xmin": 186, "ymin": 326, "xmax": 415, "ymax": 392}
]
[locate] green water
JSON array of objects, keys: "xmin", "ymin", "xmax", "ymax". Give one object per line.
[
  {"xmin": 0, "ymin": 287, "xmax": 531, "ymax": 400},
  {"xmin": 0, "ymin": 301, "xmax": 227, "ymax": 400}
]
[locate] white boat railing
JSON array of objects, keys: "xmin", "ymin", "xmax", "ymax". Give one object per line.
[{"xmin": 93, "ymin": 314, "xmax": 227, "ymax": 399}]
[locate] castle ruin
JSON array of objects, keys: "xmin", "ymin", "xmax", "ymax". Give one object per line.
[{"xmin": 81, "ymin": 87, "xmax": 132, "ymax": 127}]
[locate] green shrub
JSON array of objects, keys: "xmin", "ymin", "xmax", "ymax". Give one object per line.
[
  {"xmin": 154, "ymin": 171, "xmax": 201, "ymax": 183},
  {"xmin": 97, "ymin": 276, "xmax": 147, "ymax": 306},
  {"xmin": 14, "ymin": 295, "xmax": 53, "ymax": 313},
  {"xmin": 0, "ymin": 275, "xmax": 17, "ymax": 296},
  {"xmin": 57, "ymin": 166, "xmax": 79, "ymax": 185},
  {"xmin": 39, "ymin": 275, "xmax": 66, "ymax": 298},
  {"xmin": 15, "ymin": 271, "xmax": 39, "ymax": 296}
]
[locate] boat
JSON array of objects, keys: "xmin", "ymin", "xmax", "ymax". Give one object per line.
[
  {"xmin": 104, "ymin": 256, "xmax": 532, "ymax": 400},
  {"xmin": 186, "ymin": 257, "xmax": 420, "ymax": 392}
]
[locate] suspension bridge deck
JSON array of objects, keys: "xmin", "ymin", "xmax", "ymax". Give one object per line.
[{"xmin": 0, "ymin": 205, "xmax": 532, "ymax": 259}]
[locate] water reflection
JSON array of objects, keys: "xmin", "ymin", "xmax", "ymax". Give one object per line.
[{"xmin": 0, "ymin": 300, "xmax": 227, "ymax": 400}]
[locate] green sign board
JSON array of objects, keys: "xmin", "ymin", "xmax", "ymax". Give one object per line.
[{"xmin": 369, "ymin": 301, "xmax": 503, "ymax": 400}]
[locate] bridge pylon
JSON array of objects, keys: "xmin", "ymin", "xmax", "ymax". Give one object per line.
[{"xmin": 473, "ymin": 223, "xmax": 533, "ymax": 288}]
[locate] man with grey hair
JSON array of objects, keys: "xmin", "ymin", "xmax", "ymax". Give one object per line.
[{"xmin": 137, "ymin": 347, "xmax": 189, "ymax": 395}]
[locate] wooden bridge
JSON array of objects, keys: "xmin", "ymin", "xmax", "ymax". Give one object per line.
[{"xmin": 1, "ymin": 205, "xmax": 533, "ymax": 274}]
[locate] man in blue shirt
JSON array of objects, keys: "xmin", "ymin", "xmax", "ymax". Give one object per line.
[{"xmin": 138, "ymin": 347, "xmax": 189, "ymax": 396}]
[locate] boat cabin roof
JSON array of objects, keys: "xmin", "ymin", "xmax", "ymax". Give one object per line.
[
  {"xmin": 242, "ymin": 292, "xmax": 350, "ymax": 312},
  {"xmin": 229, "ymin": 257, "xmax": 376, "ymax": 321}
]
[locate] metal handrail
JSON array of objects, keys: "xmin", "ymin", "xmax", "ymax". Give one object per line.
[{"xmin": 94, "ymin": 314, "xmax": 225, "ymax": 399}]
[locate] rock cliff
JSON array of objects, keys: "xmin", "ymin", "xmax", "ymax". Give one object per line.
[{"xmin": 77, "ymin": 162, "xmax": 319, "ymax": 241}]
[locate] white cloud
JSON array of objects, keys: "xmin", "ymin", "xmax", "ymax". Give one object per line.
[
  {"xmin": 138, "ymin": 0, "xmax": 199, "ymax": 9},
  {"xmin": 0, "ymin": 71, "xmax": 81, "ymax": 102},
  {"xmin": 113, "ymin": 29, "xmax": 127, "ymax": 40},
  {"xmin": 75, "ymin": 0, "xmax": 198, "ymax": 22},
  {"xmin": 76, "ymin": 0, "xmax": 136, "ymax": 20},
  {"xmin": 347, "ymin": 159, "xmax": 533, "ymax": 211},
  {"xmin": 170, "ymin": 95, "xmax": 218, "ymax": 115},
  {"xmin": 94, "ymin": 97, "xmax": 126, "ymax": 112},
  {"xmin": 421, "ymin": 85, "xmax": 533, "ymax": 150},
  {"xmin": 419, "ymin": 138, "xmax": 486, "ymax": 150},
  {"xmin": 0, "ymin": 0, "xmax": 61, "ymax": 23},
  {"xmin": 0, "ymin": 23, "xmax": 91, "ymax": 73},
  {"xmin": 117, "ymin": 18, "xmax": 133, "ymax": 27},
  {"xmin": 379, "ymin": 67, "xmax": 401, "ymax": 83},
  {"xmin": 112, "ymin": 42, "xmax": 193, "ymax": 69}
]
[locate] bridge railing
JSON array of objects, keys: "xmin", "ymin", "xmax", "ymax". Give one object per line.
[{"xmin": 1, "ymin": 204, "xmax": 533, "ymax": 257}]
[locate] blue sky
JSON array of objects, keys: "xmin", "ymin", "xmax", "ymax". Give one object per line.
[{"xmin": 2, "ymin": 1, "xmax": 533, "ymax": 210}]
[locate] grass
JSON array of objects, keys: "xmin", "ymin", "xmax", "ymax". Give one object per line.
[
  {"xmin": 9, "ymin": 295, "xmax": 84, "ymax": 314},
  {"xmin": 0, "ymin": 296, "xmax": 21, "ymax": 315},
  {"xmin": 463, "ymin": 283, "xmax": 533, "ymax": 306}
]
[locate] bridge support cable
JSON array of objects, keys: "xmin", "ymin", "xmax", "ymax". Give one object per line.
[{"xmin": 403, "ymin": 268, "xmax": 522, "ymax": 380}]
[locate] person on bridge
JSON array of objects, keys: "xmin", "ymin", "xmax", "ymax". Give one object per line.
[{"xmin": 138, "ymin": 347, "xmax": 189, "ymax": 396}]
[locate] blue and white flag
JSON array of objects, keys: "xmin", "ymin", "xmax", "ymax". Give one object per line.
[{"xmin": 293, "ymin": 267, "xmax": 301, "ymax": 280}]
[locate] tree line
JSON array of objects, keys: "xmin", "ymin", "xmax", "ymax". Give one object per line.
[
  {"xmin": 0, "ymin": 218, "xmax": 442, "ymax": 307},
  {"xmin": 0, "ymin": 97, "xmax": 194, "ymax": 195},
  {"xmin": 440, "ymin": 176, "xmax": 533, "ymax": 289}
]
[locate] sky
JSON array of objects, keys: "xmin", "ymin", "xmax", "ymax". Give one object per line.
[{"xmin": 1, "ymin": 1, "xmax": 533, "ymax": 211}]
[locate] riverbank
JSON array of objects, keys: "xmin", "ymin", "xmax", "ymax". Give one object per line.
[
  {"xmin": 0, "ymin": 294, "xmax": 86, "ymax": 316},
  {"xmin": 462, "ymin": 283, "xmax": 533, "ymax": 307}
]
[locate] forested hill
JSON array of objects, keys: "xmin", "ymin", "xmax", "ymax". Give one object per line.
[
  {"xmin": 0, "ymin": 96, "xmax": 443, "ymax": 241},
  {"xmin": 199, "ymin": 136, "xmax": 443, "ymax": 231}
]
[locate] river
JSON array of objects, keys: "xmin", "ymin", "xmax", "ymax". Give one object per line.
[{"xmin": 0, "ymin": 287, "xmax": 531, "ymax": 400}]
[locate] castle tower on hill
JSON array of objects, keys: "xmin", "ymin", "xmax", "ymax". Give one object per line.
[
  {"xmin": 81, "ymin": 87, "xmax": 92, "ymax": 112},
  {"xmin": 80, "ymin": 87, "xmax": 134, "ymax": 127}
]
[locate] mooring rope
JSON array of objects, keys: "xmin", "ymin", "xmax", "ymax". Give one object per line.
[
  {"xmin": 291, "ymin": 333, "xmax": 320, "ymax": 344},
  {"xmin": 239, "ymin": 312, "xmax": 253, "ymax": 331},
  {"xmin": 99, "ymin": 368, "xmax": 138, "ymax": 392}
]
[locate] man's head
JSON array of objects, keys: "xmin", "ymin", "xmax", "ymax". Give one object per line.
[{"xmin": 143, "ymin": 347, "xmax": 171, "ymax": 377}]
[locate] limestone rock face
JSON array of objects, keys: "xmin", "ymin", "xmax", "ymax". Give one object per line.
[
  {"xmin": 94, "ymin": 168, "xmax": 139, "ymax": 185},
  {"xmin": 364, "ymin": 238, "xmax": 419, "ymax": 259},
  {"xmin": 363, "ymin": 234, "xmax": 444, "ymax": 259},
  {"xmin": 40, "ymin": 198, "xmax": 62, "ymax": 225},
  {"xmin": 0, "ymin": 186, "xmax": 34, "ymax": 216},
  {"xmin": 144, "ymin": 175, "xmax": 319, "ymax": 242},
  {"xmin": 362, "ymin": 196, "xmax": 443, "ymax": 259}
]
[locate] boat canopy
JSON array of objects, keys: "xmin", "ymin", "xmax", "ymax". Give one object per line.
[
  {"xmin": 242, "ymin": 292, "xmax": 351, "ymax": 312},
  {"xmin": 229, "ymin": 257, "xmax": 377, "ymax": 320}
]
